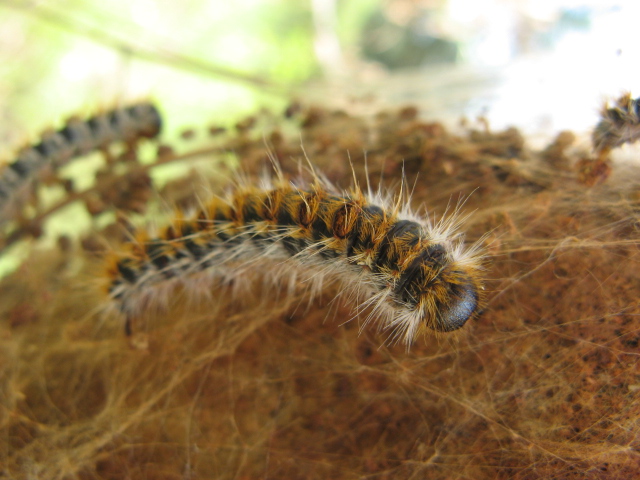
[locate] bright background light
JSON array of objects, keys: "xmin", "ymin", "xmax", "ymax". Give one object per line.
[{"xmin": 0, "ymin": 1, "xmax": 636, "ymax": 146}]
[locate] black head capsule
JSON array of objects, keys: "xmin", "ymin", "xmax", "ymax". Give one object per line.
[
  {"xmin": 431, "ymin": 274, "xmax": 480, "ymax": 332},
  {"xmin": 392, "ymin": 245, "xmax": 482, "ymax": 333}
]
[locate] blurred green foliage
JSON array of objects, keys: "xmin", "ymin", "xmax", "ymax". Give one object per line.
[{"xmin": 0, "ymin": 0, "xmax": 381, "ymax": 148}]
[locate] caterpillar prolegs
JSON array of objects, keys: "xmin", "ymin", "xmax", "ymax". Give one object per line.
[{"xmin": 105, "ymin": 178, "xmax": 485, "ymax": 345}]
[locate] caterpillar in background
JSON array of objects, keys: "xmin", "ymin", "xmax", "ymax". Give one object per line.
[
  {"xmin": 0, "ymin": 102, "xmax": 161, "ymax": 221},
  {"xmin": 592, "ymin": 93, "xmax": 640, "ymax": 153},
  {"xmin": 104, "ymin": 174, "xmax": 486, "ymax": 346}
]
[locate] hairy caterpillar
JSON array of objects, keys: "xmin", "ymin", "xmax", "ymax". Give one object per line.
[
  {"xmin": 0, "ymin": 102, "xmax": 161, "ymax": 220},
  {"xmin": 592, "ymin": 93, "xmax": 640, "ymax": 152},
  {"xmin": 104, "ymin": 174, "xmax": 485, "ymax": 345}
]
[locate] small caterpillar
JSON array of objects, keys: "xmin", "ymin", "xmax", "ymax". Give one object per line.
[
  {"xmin": 592, "ymin": 93, "xmax": 640, "ymax": 153},
  {"xmin": 104, "ymin": 175, "xmax": 485, "ymax": 345},
  {"xmin": 0, "ymin": 102, "xmax": 162, "ymax": 220}
]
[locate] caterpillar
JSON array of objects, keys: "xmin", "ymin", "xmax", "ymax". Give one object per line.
[
  {"xmin": 592, "ymin": 93, "xmax": 640, "ymax": 153},
  {"xmin": 0, "ymin": 102, "xmax": 162, "ymax": 220},
  {"xmin": 104, "ymin": 174, "xmax": 485, "ymax": 345}
]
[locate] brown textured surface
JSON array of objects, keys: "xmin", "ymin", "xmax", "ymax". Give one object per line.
[{"xmin": 1, "ymin": 104, "xmax": 639, "ymax": 479}]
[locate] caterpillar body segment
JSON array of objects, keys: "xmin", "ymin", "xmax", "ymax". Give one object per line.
[{"xmin": 105, "ymin": 180, "xmax": 485, "ymax": 346}]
